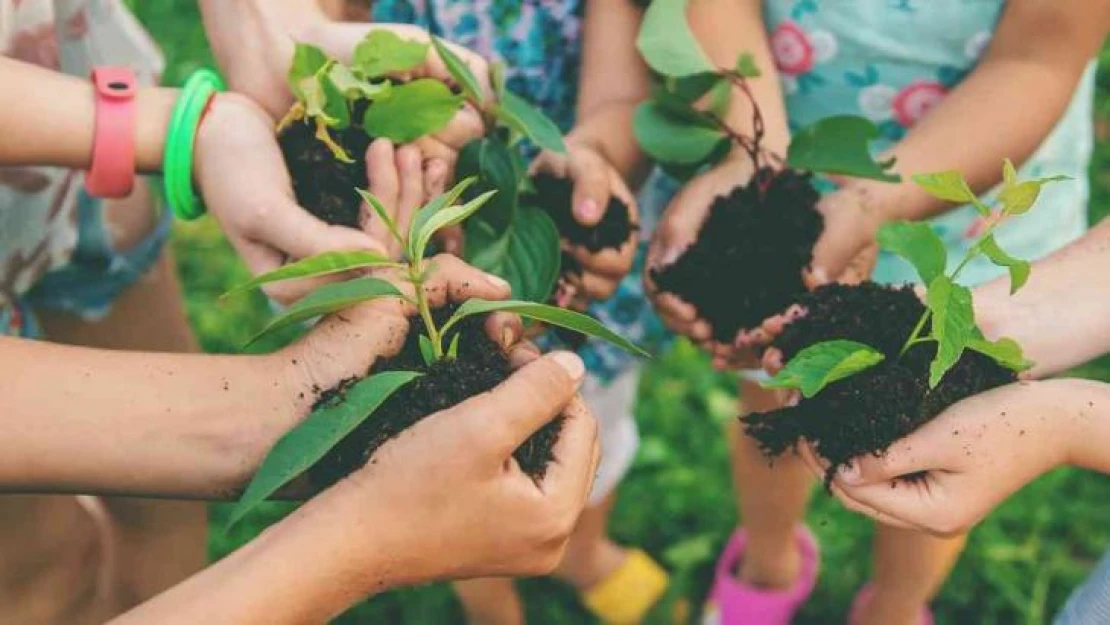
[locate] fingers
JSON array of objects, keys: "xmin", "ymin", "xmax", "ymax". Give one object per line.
[
  {"xmin": 423, "ymin": 158, "xmax": 450, "ymax": 200},
  {"xmin": 431, "ymin": 104, "xmax": 485, "ymax": 150},
  {"xmin": 567, "ymin": 149, "xmax": 609, "ymax": 226},
  {"xmin": 540, "ymin": 394, "xmax": 601, "ymax": 512},
  {"xmin": 365, "ymin": 139, "xmax": 403, "ymax": 252},
  {"xmin": 447, "ymin": 352, "xmax": 587, "ymax": 455},
  {"xmin": 396, "ymin": 144, "xmax": 425, "ymax": 237},
  {"xmin": 827, "ymin": 480, "xmax": 921, "ymax": 531},
  {"xmin": 419, "ymin": 254, "xmax": 512, "ymax": 306},
  {"xmin": 485, "ymin": 312, "xmax": 524, "ymax": 351},
  {"xmin": 413, "ymin": 138, "xmax": 459, "ymax": 178}
]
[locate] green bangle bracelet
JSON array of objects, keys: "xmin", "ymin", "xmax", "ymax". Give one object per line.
[{"xmin": 163, "ymin": 69, "xmax": 225, "ymax": 221}]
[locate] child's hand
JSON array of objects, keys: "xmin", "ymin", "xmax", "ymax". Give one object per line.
[
  {"xmin": 644, "ymin": 158, "xmax": 761, "ymax": 369},
  {"xmin": 806, "ymin": 181, "xmax": 885, "ymax": 288},
  {"xmin": 361, "ymin": 138, "xmax": 453, "ymax": 260},
  {"xmin": 532, "ymin": 141, "xmax": 640, "ymax": 307},
  {"xmin": 797, "ymin": 379, "xmax": 1088, "ymax": 536}
]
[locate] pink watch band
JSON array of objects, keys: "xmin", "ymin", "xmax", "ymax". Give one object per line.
[{"xmin": 86, "ymin": 67, "xmax": 137, "ymax": 199}]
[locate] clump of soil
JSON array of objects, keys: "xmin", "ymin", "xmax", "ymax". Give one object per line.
[
  {"xmin": 307, "ymin": 308, "xmax": 562, "ymax": 488},
  {"xmin": 278, "ymin": 100, "xmax": 372, "ymax": 229},
  {"xmin": 530, "ymin": 173, "xmax": 638, "ymax": 253},
  {"xmin": 743, "ymin": 282, "xmax": 1016, "ymax": 482},
  {"xmin": 651, "ymin": 168, "xmax": 823, "ymax": 342}
]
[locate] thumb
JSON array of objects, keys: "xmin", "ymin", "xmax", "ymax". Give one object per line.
[
  {"xmin": 568, "ymin": 152, "xmax": 610, "ymax": 227},
  {"xmin": 837, "ymin": 438, "xmax": 933, "ymax": 487},
  {"xmin": 251, "ymin": 195, "xmax": 386, "ymax": 261}
]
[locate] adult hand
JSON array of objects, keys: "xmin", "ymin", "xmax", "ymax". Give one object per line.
[
  {"xmin": 532, "ymin": 140, "xmax": 640, "ymax": 307},
  {"xmin": 797, "ymin": 379, "xmax": 1090, "ymax": 536},
  {"xmin": 644, "ymin": 157, "xmax": 762, "ymax": 368}
]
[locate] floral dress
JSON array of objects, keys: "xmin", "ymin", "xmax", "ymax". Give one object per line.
[{"xmin": 762, "ymin": 0, "xmax": 1095, "ymax": 285}]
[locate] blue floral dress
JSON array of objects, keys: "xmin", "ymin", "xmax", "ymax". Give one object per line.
[{"xmin": 373, "ymin": 0, "xmax": 668, "ymax": 383}]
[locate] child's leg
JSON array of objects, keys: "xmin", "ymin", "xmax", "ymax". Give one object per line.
[
  {"xmin": 728, "ymin": 378, "xmax": 815, "ymax": 588},
  {"xmin": 855, "ymin": 526, "xmax": 966, "ymax": 625},
  {"xmin": 454, "ymin": 578, "xmax": 525, "ymax": 625}
]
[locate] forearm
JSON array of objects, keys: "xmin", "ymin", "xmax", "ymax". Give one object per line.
[
  {"xmin": 0, "ymin": 337, "xmax": 299, "ymax": 499},
  {"xmin": 1069, "ymin": 379, "xmax": 1110, "ymax": 475},
  {"xmin": 0, "ymin": 57, "xmax": 177, "ymax": 172},
  {"xmin": 975, "ymin": 218, "xmax": 1110, "ymax": 378}
]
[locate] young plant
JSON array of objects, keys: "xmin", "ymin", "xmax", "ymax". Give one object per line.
[
  {"xmin": 763, "ymin": 161, "xmax": 1066, "ymax": 398},
  {"xmin": 633, "ymin": 0, "xmax": 898, "ymax": 183},
  {"xmin": 224, "ymin": 178, "xmax": 647, "ymax": 527}
]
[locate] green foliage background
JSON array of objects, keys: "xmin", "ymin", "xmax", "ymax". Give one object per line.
[{"xmin": 128, "ymin": 3, "xmax": 1110, "ymax": 622}]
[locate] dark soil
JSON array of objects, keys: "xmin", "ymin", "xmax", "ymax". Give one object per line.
[
  {"xmin": 742, "ymin": 282, "xmax": 1016, "ymax": 483},
  {"xmin": 530, "ymin": 173, "xmax": 639, "ymax": 253},
  {"xmin": 278, "ymin": 100, "xmax": 373, "ymax": 229},
  {"xmin": 651, "ymin": 168, "xmax": 823, "ymax": 342},
  {"xmin": 307, "ymin": 308, "xmax": 562, "ymax": 488}
]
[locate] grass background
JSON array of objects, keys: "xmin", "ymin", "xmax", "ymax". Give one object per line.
[{"xmin": 126, "ymin": 2, "xmax": 1110, "ymax": 623}]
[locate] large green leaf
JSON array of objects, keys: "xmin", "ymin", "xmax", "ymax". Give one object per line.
[
  {"xmin": 327, "ymin": 63, "xmax": 389, "ymax": 100},
  {"xmin": 762, "ymin": 340, "xmax": 886, "ymax": 398},
  {"xmin": 351, "ymin": 30, "xmax": 430, "ymax": 78},
  {"xmin": 443, "ymin": 298, "xmax": 649, "ymax": 357},
  {"xmin": 227, "ymin": 371, "xmax": 421, "ymax": 528},
  {"xmin": 787, "ymin": 116, "xmax": 900, "ymax": 182},
  {"xmin": 247, "ymin": 277, "xmax": 404, "ymax": 345},
  {"xmin": 495, "ymin": 91, "xmax": 566, "ymax": 154},
  {"xmin": 967, "ymin": 336, "xmax": 1033, "ymax": 372},
  {"xmin": 634, "ymin": 101, "xmax": 727, "ymax": 165},
  {"xmin": 412, "ymin": 190, "xmax": 498, "ymax": 262},
  {"xmin": 925, "ymin": 275, "xmax": 975, "ymax": 387},
  {"xmin": 636, "ymin": 0, "xmax": 715, "ymax": 78},
  {"xmin": 455, "ymin": 138, "xmax": 520, "ymax": 234},
  {"xmin": 224, "ymin": 251, "xmax": 397, "ymax": 299},
  {"xmin": 912, "ymin": 170, "xmax": 988, "ymax": 216},
  {"xmin": 876, "ymin": 221, "xmax": 947, "ymax": 285},
  {"xmin": 362, "ymin": 78, "xmax": 463, "ymax": 143},
  {"xmin": 431, "ymin": 36, "xmax": 484, "ymax": 103},
  {"xmin": 978, "ymin": 234, "xmax": 1030, "ymax": 294},
  {"xmin": 464, "ymin": 205, "xmax": 561, "ymax": 302},
  {"xmin": 407, "ymin": 178, "xmax": 477, "ymax": 260},
  {"xmin": 288, "ymin": 43, "xmax": 330, "ymax": 100}
]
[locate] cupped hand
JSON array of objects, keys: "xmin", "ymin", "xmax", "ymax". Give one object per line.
[
  {"xmin": 361, "ymin": 138, "xmax": 453, "ymax": 259},
  {"xmin": 797, "ymin": 379, "xmax": 1084, "ymax": 536},
  {"xmin": 532, "ymin": 141, "xmax": 640, "ymax": 307},
  {"xmin": 805, "ymin": 181, "xmax": 885, "ymax": 289}
]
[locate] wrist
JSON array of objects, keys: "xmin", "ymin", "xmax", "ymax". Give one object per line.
[
  {"xmin": 1052, "ymin": 378, "xmax": 1110, "ymax": 475},
  {"xmin": 134, "ymin": 87, "xmax": 180, "ymax": 174}
]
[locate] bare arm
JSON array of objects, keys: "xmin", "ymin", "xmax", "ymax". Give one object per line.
[{"xmin": 849, "ymin": 0, "xmax": 1109, "ymax": 221}]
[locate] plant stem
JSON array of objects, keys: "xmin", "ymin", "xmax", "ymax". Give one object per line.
[{"xmin": 409, "ymin": 259, "xmax": 444, "ymax": 359}]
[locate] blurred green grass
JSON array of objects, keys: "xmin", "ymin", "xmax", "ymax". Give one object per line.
[{"xmin": 132, "ymin": 3, "xmax": 1110, "ymax": 623}]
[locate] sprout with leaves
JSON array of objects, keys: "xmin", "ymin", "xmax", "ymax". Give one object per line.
[
  {"xmin": 763, "ymin": 161, "xmax": 1065, "ymax": 398},
  {"xmin": 224, "ymin": 178, "xmax": 647, "ymax": 527}
]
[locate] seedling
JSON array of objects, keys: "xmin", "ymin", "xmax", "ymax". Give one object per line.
[
  {"xmin": 224, "ymin": 178, "xmax": 647, "ymax": 527},
  {"xmin": 763, "ymin": 161, "xmax": 1066, "ymax": 398}
]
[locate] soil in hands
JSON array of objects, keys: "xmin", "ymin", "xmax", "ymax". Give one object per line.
[
  {"xmin": 278, "ymin": 101, "xmax": 372, "ymax": 229},
  {"xmin": 743, "ymin": 282, "xmax": 1016, "ymax": 482},
  {"xmin": 651, "ymin": 168, "xmax": 823, "ymax": 342},
  {"xmin": 307, "ymin": 307, "xmax": 562, "ymax": 489},
  {"xmin": 530, "ymin": 173, "xmax": 638, "ymax": 253}
]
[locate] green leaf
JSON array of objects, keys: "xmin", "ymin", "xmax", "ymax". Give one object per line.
[
  {"xmin": 997, "ymin": 169, "xmax": 1069, "ymax": 216},
  {"xmin": 447, "ymin": 333, "xmax": 461, "ymax": 360},
  {"xmin": 412, "ymin": 190, "xmax": 498, "ymax": 262},
  {"xmin": 496, "ymin": 90, "xmax": 566, "ymax": 153},
  {"xmin": 491, "ymin": 61, "xmax": 508, "ymax": 102},
  {"xmin": 634, "ymin": 101, "xmax": 727, "ymax": 165},
  {"xmin": 663, "ymin": 73, "xmax": 721, "ymax": 105},
  {"xmin": 419, "ymin": 335, "xmax": 437, "ymax": 366},
  {"xmin": 636, "ymin": 0, "xmax": 716, "ymax": 78},
  {"xmin": 734, "ymin": 52, "xmax": 761, "ymax": 78},
  {"xmin": 978, "ymin": 235, "xmax": 1030, "ymax": 294},
  {"xmin": 247, "ymin": 277, "xmax": 404, "ymax": 345},
  {"xmin": 443, "ymin": 299, "xmax": 649, "ymax": 357},
  {"xmin": 967, "ymin": 336, "xmax": 1033, "ymax": 372},
  {"xmin": 1002, "ymin": 158, "xmax": 1018, "ymax": 187},
  {"xmin": 706, "ymin": 79, "xmax": 732, "ymax": 117},
  {"xmin": 351, "ymin": 30, "xmax": 430, "ymax": 78},
  {"xmin": 227, "ymin": 371, "xmax": 420, "ymax": 528},
  {"xmin": 326, "ymin": 63, "xmax": 389, "ymax": 100},
  {"xmin": 319, "ymin": 71, "xmax": 351, "ymax": 129},
  {"xmin": 362, "ymin": 78, "xmax": 463, "ymax": 143},
  {"xmin": 455, "ymin": 138, "xmax": 520, "ymax": 234},
  {"xmin": 355, "ymin": 189, "xmax": 404, "ymax": 246},
  {"xmin": 301, "ymin": 75, "xmax": 337, "ymax": 124},
  {"xmin": 289, "ymin": 43, "xmax": 330, "ymax": 100},
  {"xmin": 912, "ymin": 170, "xmax": 989, "ymax": 216},
  {"xmin": 762, "ymin": 340, "xmax": 885, "ymax": 398},
  {"xmin": 787, "ymin": 115, "xmax": 900, "ymax": 182},
  {"xmin": 430, "ymin": 36, "xmax": 484, "ymax": 103},
  {"xmin": 876, "ymin": 221, "xmax": 947, "ymax": 285},
  {"xmin": 223, "ymin": 251, "xmax": 397, "ymax": 299},
  {"xmin": 465, "ymin": 205, "xmax": 561, "ymax": 302},
  {"xmin": 406, "ymin": 177, "xmax": 479, "ymax": 260},
  {"xmin": 925, "ymin": 276, "xmax": 975, "ymax": 387}
]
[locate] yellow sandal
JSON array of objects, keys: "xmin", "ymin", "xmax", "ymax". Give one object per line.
[{"xmin": 582, "ymin": 549, "xmax": 669, "ymax": 625}]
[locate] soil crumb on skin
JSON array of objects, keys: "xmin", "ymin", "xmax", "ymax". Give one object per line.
[
  {"xmin": 307, "ymin": 308, "xmax": 562, "ymax": 488},
  {"xmin": 530, "ymin": 173, "xmax": 638, "ymax": 253},
  {"xmin": 651, "ymin": 168, "xmax": 823, "ymax": 342},
  {"xmin": 278, "ymin": 101, "xmax": 372, "ymax": 229},
  {"xmin": 743, "ymin": 282, "xmax": 1016, "ymax": 483}
]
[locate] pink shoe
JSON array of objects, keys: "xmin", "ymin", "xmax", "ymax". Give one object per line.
[
  {"xmin": 849, "ymin": 584, "xmax": 934, "ymax": 625},
  {"xmin": 701, "ymin": 526, "xmax": 820, "ymax": 625}
]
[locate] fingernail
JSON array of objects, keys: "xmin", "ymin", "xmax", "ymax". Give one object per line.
[
  {"xmin": 551, "ymin": 351, "xmax": 585, "ymax": 381},
  {"xmin": 812, "ymin": 267, "xmax": 829, "ymax": 285},
  {"xmin": 577, "ymin": 199, "xmax": 600, "ymax": 222},
  {"xmin": 500, "ymin": 325, "xmax": 515, "ymax": 349},
  {"xmin": 484, "ymin": 273, "xmax": 510, "ymax": 290},
  {"xmin": 838, "ymin": 461, "xmax": 861, "ymax": 484},
  {"xmin": 658, "ymin": 246, "xmax": 682, "ymax": 267}
]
